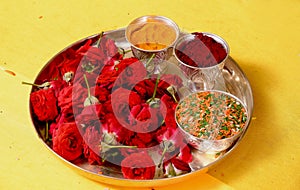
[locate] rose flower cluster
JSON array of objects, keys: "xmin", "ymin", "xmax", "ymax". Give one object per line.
[{"xmin": 29, "ymin": 33, "xmax": 193, "ymax": 180}]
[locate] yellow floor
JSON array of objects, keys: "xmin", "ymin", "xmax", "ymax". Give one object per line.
[{"xmin": 0, "ymin": 0, "xmax": 299, "ymax": 189}]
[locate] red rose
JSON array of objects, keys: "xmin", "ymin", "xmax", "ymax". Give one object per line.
[
  {"xmin": 132, "ymin": 81, "xmax": 148, "ymax": 98},
  {"xmin": 30, "ymin": 88, "xmax": 58, "ymax": 121},
  {"xmin": 82, "ymin": 46, "xmax": 106, "ymax": 64},
  {"xmin": 56, "ymin": 48, "xmax": 79, "ymax": 79},
  {"xmin": 133, "ymin": 77, "xmax": 167, "ymax": 99},
  {"xmin": 161, "ymin": 94, "xmax": 177, "ymax": 110},
  {"xmin": 129, "ymin": 104, "xmax": 142, "ymax": 118},
  {"xmin": 127, "ymin": 104, "xmax": 160, "ymax": 133},
  {"xmin": 128, "ymin": 137, "xmax": 147, "ymax": 148},
  {"xmin": 49, "ymin": 80, "xmax": 67, "ymax": 97},
  {"xmin": 95, "ymin": 86, "xmax": 110, "ymax": 103},
  {"xmin": 57, "ymin": 85, "xmax": 74, "ymax": 114},
  {"xmin": 135, "ymin": 132, "xmax": 154, "ymax": 144},
  {"xmin": 101, "ymin": 113, "xmax": 134, "ymax": 145},
  {"xmin": 178, "ymin": 145, "xmax": 193, "ymax": 163},
  {"xmin": 49, "ymin": 112, "xmax": 73, "ymax": 136},
  {"xmin": 156, "ymin": 126, "xmax": 190, "ymax": 164},
  {"xmin": 58, "ymin": 84, "xmax": 87, "ymax": 115},
  {"xmin": 133, "ymin": 79, "xmax": 156, "ymax": 98},
  {"xmin": 156, "ymin": 126, "xmax": 185, "ymax": 149},
  {"xmin": 80, "ymin": 35, "xmax": 121, "ymax": 67},
  {"xmin": 111, "ymin": 88, "xmax": 142, "ymax": 121},
  {"xmin": 128, "ymin": 90, "xmax": 144, "ymax": 107},
  {"xmin": 165, "ymin": 110, "xmax": 177, "ymax": 129},
  {"xmin": 99, "ymin": 35, "xmax": 123, "ymax": 64},
  {"xmin": 121, "ymin": 152, "xmax": 155, "ymax": 180},
  {"xmin": 52, "ymin": 122, "xmax": 83, "ymax": 161},
  {"xmin": 169, "ymin": 157, "xmax": 191, "ymax": 172},
  {"xmin": 114, "ymin": 57, "xmax": 147, "ymax": 88},
  {"xmin": 101, "ymin": 97, "xmax": 113, "ymax": 114},
  {"xmin": 58, "ymin": 59, "xmax": 81, "ymax": 81},
  {"xmin": 57, "ymin": 39, "xmax": 92, "ymax": 80},
  {"xmin": 99, "ymin": 36, "xmax": 119, "ymax": 59},
  {"xmin": 96, "ymin": 66, "xmax": 119, "ymax": 90},
  {"xmin": 76, "ymin": 39, "xmax": 94, "ymax": 53},
  {"xmin": 75, "ymin": 104, "xmax": 103, "ymax": 125},
  {"xmin": 74, "ymin": 70, "xmax": 99, "ymax": 89},
  {"xmin": 83, "ymin": 125, "xmax": 103, "ymax": 165},
  {"xmin": 156, "ymin": 120, "xmax": 187, "ymax": 150},
  {"xmin": 160, "ymin": 94, "xmax": 178, "ymax": 129}
]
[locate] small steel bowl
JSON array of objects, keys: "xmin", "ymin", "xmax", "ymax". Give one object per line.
[
  {"xmin": 173, "ymin": 32, "xmax": 230, "ymax": 90},
  {"xmin": 125, "ymin": 15, "xmax": 180, "ymax": 61},
  {"xmin": 175, "ymin": 90, "xmax": 249, "ymax": 153}
]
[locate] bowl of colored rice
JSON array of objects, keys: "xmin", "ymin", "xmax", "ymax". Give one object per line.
[{"xmin": 175, "ymin": 90, "xmax": 248, "ymax": 153}]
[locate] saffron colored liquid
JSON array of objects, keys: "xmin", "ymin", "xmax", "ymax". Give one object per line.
[
  {"xmin": 127, "ymin": 21, "xmax": 177, "ymax": 51},
  {"xmin": 135, "ymin": 42, "xmax": 167, "ymax": 50}
]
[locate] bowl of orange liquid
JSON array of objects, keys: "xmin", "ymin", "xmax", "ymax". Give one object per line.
[{"xmin": 125, "ymin": 15, "xmax": 180, "ymax": 61}]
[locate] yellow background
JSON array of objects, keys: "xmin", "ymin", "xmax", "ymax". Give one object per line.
[{"xmin": 0, "ymin": 0, "xmax": 299, "ymax": 189}]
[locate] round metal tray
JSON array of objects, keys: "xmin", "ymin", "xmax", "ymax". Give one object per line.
[{"xmin": 30, "ymin": 28, "xmax": 253, "ymax": 187}]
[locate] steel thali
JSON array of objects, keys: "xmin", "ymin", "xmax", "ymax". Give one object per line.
[{"xmin": 30, "ymin": 28, "xmax": 253, "ymax": 187}]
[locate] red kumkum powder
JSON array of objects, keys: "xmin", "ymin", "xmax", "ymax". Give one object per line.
[{"xmin": 175, "ymin": 32, "xmax": 227, "ymax": 68}]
